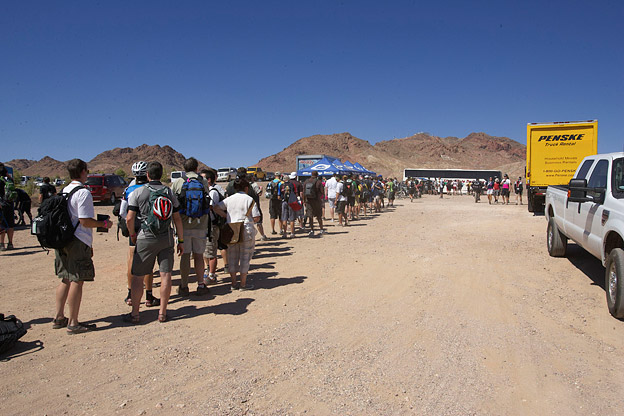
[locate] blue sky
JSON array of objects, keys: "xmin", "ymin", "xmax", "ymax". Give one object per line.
[{"xmin": 1, "ymin": 0, "xmax": 622, "ymax": 168}]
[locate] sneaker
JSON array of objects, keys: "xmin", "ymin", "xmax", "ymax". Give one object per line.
[
  {"xmin": 177, "ymin": 286, "xmax": 190, "ymax": 296},
  {"xmin": 239, "ymin": 284, "xmax": 254, "ymax": 291},
  {"xmin": 196, "ymin": 284, "xmax": 210, "ymax": 295},
  {"xmin": 6, "ymin": 243, "xmax": 13, "ymax": 250},
  {"xmin": 308, "ymin": 231, "xmax": 315, "ymax": 236},
  {"xmin": 271, "ymin": 230, "xmax": 277, "ymax": 235},
  {"xmin": 207, "ymin": 273, "xmax": 218, "ymax": 285},
  {"xmin": 319, "ymin": 229, "xmax": 326, "ymax": 235},
  {"xmin": 223, "ymin": 265, "xmax": 229, "ymax": 274},
  {"xmin": 261, "ymin": 235, "xmax": 269, "ymax": 241}
]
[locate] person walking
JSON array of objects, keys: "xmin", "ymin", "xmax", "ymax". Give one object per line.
[
  {"xmin": 302, "ymin": 171, "xmax": 325, "ymax": 236},
  {"xmin": 0, "ymin": 163, "xmax": 16, "ymax": 251},
  {"xmin": 514, "ymin": 177, "xmax": 524, "ymax": 205}
]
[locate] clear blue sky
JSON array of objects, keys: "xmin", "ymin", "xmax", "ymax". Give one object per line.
[{"xmin": 1, "ymin": 0, "xmax": 622, "ymax": 168}]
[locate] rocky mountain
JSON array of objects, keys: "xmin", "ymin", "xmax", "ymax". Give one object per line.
[
  {"xmin": 5, "ymin": 132, "xmax": 527, "ymax": 181},
  {"xmin": 5, "ymin": 144, "xmax": 211, "ymax": 180},
  {"xmin": 257, "ymin": 132, "xmax": 526, "ymax": 178}
]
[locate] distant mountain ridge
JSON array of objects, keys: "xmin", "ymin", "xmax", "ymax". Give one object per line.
[
  {"xmin": 5, "ymin": 144, "xmax": 211, "ymax": 179},
  {"xmin": 257, "ymin": 132, "xmax": 526, "ymax": 178},
  {"xmin": 5, "ymin": 132, "xmax": 526, "ymax": 180}
]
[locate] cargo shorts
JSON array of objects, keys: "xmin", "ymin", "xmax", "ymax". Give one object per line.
[{"xmin": 55, "ymin": 238, "xmax": 95, "ymax": 282}]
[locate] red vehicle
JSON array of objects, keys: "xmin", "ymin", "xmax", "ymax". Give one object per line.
[{"xmin": 86, "ymin": 174, "xmax": 127, "ymax": 204}]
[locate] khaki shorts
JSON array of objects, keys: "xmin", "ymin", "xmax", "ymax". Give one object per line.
[
  {"xmin": 182, "ymin": 228, "xmax": 207, "ymax": 254},
  {"xmin": 55, "ymin": 238, "xmax": 95, "ymax": 282},
  {"xmin": 204, "ymin": 224, "xmax": 220, "ymax": 259}
]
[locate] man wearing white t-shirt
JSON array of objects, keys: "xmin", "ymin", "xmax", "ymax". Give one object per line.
[
  {"xmin": 325, "ymin": 173, "xmax": 339, "ymax": 222},
  {"xmin": 53, "ymin": 159, "xmax": 113, "ymax": 334}
]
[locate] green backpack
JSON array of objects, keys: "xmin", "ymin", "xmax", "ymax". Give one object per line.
[
  {"xmin": 1, "ymin": 178, "xmax": 17, "ymax": 202},
  {"xmin": 141, "ymin": 186, "xmax": 173, "ymax": 236}
]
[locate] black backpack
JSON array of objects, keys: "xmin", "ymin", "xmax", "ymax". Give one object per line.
[
  {"xmin": 342, "ymin": 181, "xmax": 353, "ymax": 198},
  {"xmin": 304, "ymin": 179, "xmax": 318, "ymax": 199},
  {"xmin": 31, "ymin": 186, "xmax": 84, "ymax": 250},
  {"xmin": 0, "ymin": 314, "xmax": 27, "ymax": 355}
]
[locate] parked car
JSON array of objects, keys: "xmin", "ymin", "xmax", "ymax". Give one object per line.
[
  {"xmin": 265, "ymin": 172, "xmax": 276, "ymax": 181},
  {"xmin": 246, "ymin": 166, "xmax": 266, "ymax": 181},
  {"xmin": 217, "ymin": 167, "xmax": 237, "ymax": 182},
  {"xmin": 86, "ymin": 174, "xmax": 127, "ymax": 204},
  {"xmin": 170, "ymin": 171, "xmax": 187, "ymax": 182},
  {"xmin": 53, "ymin": 178, "xmax": 65, "ymax": 186}
]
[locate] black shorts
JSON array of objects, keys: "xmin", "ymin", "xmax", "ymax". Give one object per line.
[
  {"xmin": 269, "ymin": 198, "xmax": 281, "ymax": 219},
  {"xmin": 347, "ymin": 197, "xmax": 355, "ymax": 207},
  {"xmin": 501, "ymin": 189, "xmax": 510, "ymax": 197},
  {"xmin": 337, "ymin": 201, "xmax": 347, "ymax": 214},
  {"xmin": 1, "ymin": 203, "xmax": 15, "ymax": 229}
]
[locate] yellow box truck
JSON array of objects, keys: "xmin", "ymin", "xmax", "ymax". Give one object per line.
[{"xmin": 526, "ymin": 120, "xmax": 597, "ymax": 212}]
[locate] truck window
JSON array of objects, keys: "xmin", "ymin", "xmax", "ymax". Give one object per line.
[
  {"xmin": 575, "ymin": 160, "xmax": 594, "ymax": 180},
  {"xmin": 613, "ymin": 158, "xmax": 624, "ymax": 199},
  {"xmin": 588, "ymin": 159, "xmax": 609, "ymax": 189}
]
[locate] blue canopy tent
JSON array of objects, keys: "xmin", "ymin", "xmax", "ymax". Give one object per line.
[
  {"xmin": 342, "ymin": 160, "xmax": 361, "ymax": 174},
  {"xmin": 353, "ymin": 162, "xmax": 375, "ymax": 176},
  {"xmin": 297, "ymin": 157, "xmax": 350, "ymax": 177}
]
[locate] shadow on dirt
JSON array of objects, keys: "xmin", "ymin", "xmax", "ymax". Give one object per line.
[{"xmin": 565, "ymin": 243, "xmax": 605, "ymax": 290}]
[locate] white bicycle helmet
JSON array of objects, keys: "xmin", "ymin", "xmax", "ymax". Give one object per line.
[{"xmin": 131, "ymin": 161, "xmax": 148, "ymax": 177}]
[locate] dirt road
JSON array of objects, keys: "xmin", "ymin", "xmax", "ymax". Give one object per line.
[{"xmin": 1, "ymin": 194, "xmax": 623, "ymax": 415}]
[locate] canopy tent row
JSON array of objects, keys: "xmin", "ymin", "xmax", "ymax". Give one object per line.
[{"xmin": 296, "ymin": 157, "xmax": 376, "ymax": 177}]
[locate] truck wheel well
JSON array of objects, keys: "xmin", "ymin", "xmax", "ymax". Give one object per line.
[
  {"xmin": 605, "ymin": 232, "xmax": 624, "ymax": 257},
  {"xmin": 547, "ymin": 205, "xmax": 554, "ymax": 219}
]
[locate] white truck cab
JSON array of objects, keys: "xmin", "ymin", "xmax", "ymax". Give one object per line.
[{"xmin": 545, "ymin": 152, "xmax": 624, "ymax": 318}]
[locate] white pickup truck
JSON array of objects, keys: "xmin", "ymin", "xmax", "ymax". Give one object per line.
[{"xmin": 544, "ymin": 152, "xmax": 624, "ymax": 318}]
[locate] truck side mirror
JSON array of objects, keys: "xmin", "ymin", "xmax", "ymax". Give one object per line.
[{"xmin": 568, "ymin": 178, "xmax": 589, "ymax": 203}]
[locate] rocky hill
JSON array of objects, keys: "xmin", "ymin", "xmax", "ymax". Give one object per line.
[
  {"xmin": 257, "ymin": 132, "xmax": 526, "ymax": 178},
  {"xmin": 5, "ymin": 132, "xmax": 526, "ymax": 181},
  {"xmin": 5, "ymin": 144, "xmax": 211, "ymax": 180}
]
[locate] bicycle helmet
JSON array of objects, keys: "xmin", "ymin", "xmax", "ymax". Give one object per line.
[
  {"xmin": 132, "ymin": 161, "xmax": 148, "ymax": 177},
  {"xmin": 153, "ymin": 196, "xmax": 172, "ymax": 220}
]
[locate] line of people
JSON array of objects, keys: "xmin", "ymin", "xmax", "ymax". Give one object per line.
[{"xmin": 49, "ymin": 158, "xmax": 401, "ymax": 332}]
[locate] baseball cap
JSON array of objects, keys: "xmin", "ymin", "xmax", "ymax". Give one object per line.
[
  {"xmin": 275, "ymin": 171, "xmax": 280, "ymax": 176},
  {"xmin": 289, "ymin": 172, "xmax": 297, "ymax": 179}
]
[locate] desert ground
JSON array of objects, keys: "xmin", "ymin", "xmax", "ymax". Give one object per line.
[{"xmin": 1, "ymin": 191, "xmax": 623, "ymax": 415}]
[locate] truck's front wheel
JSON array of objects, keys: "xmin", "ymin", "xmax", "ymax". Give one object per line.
[
  {"xmin": 547, "ymin": 218, "xmax": 567, "ymax": 257},
  {"xmin": 606, "ymin": 248, "xmax": 624, "ymax": 319}
]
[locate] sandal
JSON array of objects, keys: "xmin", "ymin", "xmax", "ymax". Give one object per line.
[
  {"xmin": 122, "ymin": 313, "xmax": 140, "ymax": 324},
  {"xmin": 67, "ymin": 324, "xmax": 94, "ymax": 335},
  {"xmin": 158, "ymin": 314, "xmax": 168, "ymax": 323},
  {"xmin": 145, "ymin": 297, "xmax": 160, "ymax": 307},
  {"xmin": 52, "ymin": 317, "xmax": 68, "ymax": 329}
]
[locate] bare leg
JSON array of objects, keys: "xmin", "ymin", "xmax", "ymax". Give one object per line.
[
  {"xmin": 179, "ymin": 252, "xmax": 191, "ymax": 288},
  {"xmin": 66, "ymin": 281, "xmax": 84, "ymax": 327},
  {"xmin": 130, "ymin": 275, "xmax": 143, "ymax": 317},
  {"xmin": 193, "ymin": 252, "xmax": 205, "ymax": 285},
  {"xmin": 55, "ymin": 279, "xmax": 70, "ymax": 320},
  {"xmin": 159, "ymin": 272, "xmax": 172, "ymax": 318},
  {"xmin": 239, "ymin": 272, "xmax": 248, "ymax": 288}
]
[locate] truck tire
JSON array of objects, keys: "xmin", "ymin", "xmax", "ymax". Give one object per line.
[
  {"xmin": 605, "ymin": 248, "xmax": 624, "ymax": 319},
  {"xmin": 527, "ymin": 193, "xmax": 534, "ymax": 212},
  {"xmin": 547, "ymin": 218, "xmax": 567, "ymax": 257}
]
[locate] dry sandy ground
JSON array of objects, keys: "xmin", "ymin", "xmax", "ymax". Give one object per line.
[{"xmin": 1, "ymin": 193, "xmax": 624, "ymax": 415}]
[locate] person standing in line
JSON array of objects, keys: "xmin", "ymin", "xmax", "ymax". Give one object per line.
[
  {"xmin": 493, "ymin": 178, "xmax": 501, "ymax": 204},
  {"xmin": 53, "ymin": 158, "xmax": 113, "ymax": 334},
  {"xmin": 39, "ymin": 177, "xmax": 57, "ymax": 205},
  {"xmin": 171, "ymin": 157, "xmax": 210, "ymax": 296},
  {"xmin": 325, "ymin": 173, "xmax": 338, "ymax": 222},
  {"xmin": 267, "ymin": 172, "xmax": 283, "ymax": 235},
  {"xmin": 201, "ymin": 169, "xmax": 223, "ymax": 284},
  {"xmin": 120, "ymin": 161, "xmax": 159, "ymax": 308},
  {"xmin": 0, "ymin": 163, "xmax": 16, "ymax": 251},
  {"xmin": 336, "ymin": 175, "xmax": 348, "ymax": 226},
  {"xmin": 514, "ymin": 177, "xmax": 524, "ymax": 205},
  {"xmin": 125, "ymin": 161, "xmax": 184, "ymax": 323},
  {"xmin": 213, "ymin": 177, "xmax": 260, "ymax": 291},
  {"xmin": 248, "ymin": 174, "xmax": 269, "ymax": 241},
  {"xmin": 302, "ymin": 171, "xmax": 326, "ymax": 236}
]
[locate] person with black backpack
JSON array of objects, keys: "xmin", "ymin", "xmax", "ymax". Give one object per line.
[
  {"xmin": 171, "ymin": 157, "xmax": 211, "ymax": 297},
  {"xmin": 52, "ymin": 159, "xmax": 113, "ymax": 334},
  {"xmin": 302, "ymin": 171, "xmax": 325, "ymax": 236},
  {"xmin": 125, "ymin": 161, "xmax": 184, "ymax": 324}
]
